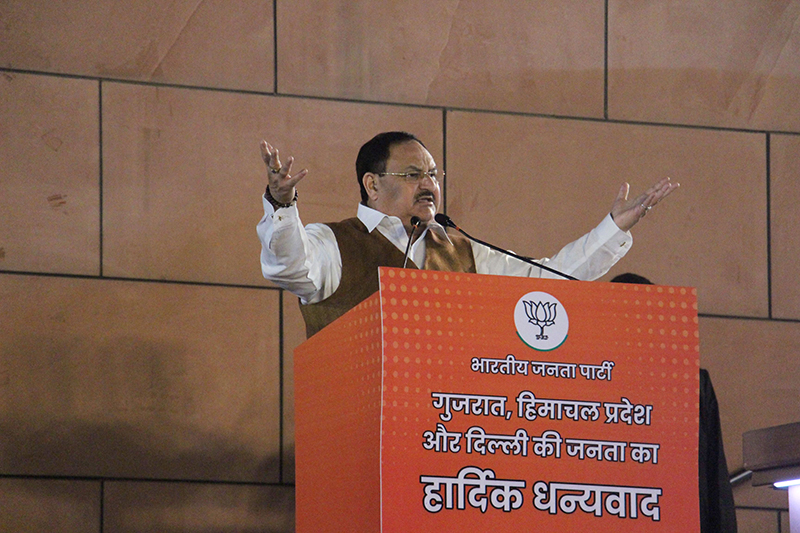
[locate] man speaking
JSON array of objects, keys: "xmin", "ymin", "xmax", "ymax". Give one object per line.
[{"xmin": 257, "ymin": 131, "xmax": 678, "ymax": 337}]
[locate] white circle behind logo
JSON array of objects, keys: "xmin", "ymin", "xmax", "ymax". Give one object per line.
[{"xmin": 514, "ymin": 291, "xmax": 569, "ymax": 351}]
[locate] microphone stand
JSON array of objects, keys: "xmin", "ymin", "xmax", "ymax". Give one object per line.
[
  {"xmin": 434, "ymin": 214, "xmax": 577, "ymax": 281},
  {"xmin": 403, "ymin": 217, "xmax": 422, "ymax": 269}
]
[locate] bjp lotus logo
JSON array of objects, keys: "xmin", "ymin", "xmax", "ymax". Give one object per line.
[
  {"xmin": 523, "ymin": 301, "xmax": 557, "ymax": 340},
  {"xmin": 514, "ymin": 292, "xmax": 569, "ymax": 351}
]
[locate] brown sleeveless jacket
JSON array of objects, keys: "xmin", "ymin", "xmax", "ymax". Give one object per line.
[{"xmin": 299, "ymin": 217, "xmax": 476, "ymax": 337}]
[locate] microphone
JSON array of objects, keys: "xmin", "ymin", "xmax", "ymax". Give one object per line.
[
  {"xmin": 434, "ymin": 213, "xmax": 577, "ymax": 281},
  {"xmin": 403, "ymin": 216, "xmax": 422, "ymax": 268}
]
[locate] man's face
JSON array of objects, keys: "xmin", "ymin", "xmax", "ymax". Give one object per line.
[{"xmin": 366, "ymin": 140, "xmax": 441, "ymax": 228}]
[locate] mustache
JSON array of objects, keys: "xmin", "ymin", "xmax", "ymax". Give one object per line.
[{"xmin": 415, "ymin": 191, "xmax": 436, "ymax": 202}]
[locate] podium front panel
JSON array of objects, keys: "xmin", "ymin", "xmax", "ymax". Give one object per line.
[
  {"xmin": 296, "ymin": 267, "xmax": 700, "ymax": 532},
  {"xmin": 379, "ymin": 268, "xmax": 699, "ymax": 532}
]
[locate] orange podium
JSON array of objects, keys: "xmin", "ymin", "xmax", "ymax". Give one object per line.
[{"xmin": 295, "ymin": 267, "xmax": 700, "ymax": 532}]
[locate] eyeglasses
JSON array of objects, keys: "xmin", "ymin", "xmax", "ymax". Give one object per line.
[{"xmin": 378, "ymin": 169, "xmax": 442, "ymax": 184}]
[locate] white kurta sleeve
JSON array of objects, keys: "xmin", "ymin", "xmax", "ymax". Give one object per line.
[
  {"xmin": 472, "ymin": 214, "xmax": 632, "ymax": 281},
  {"xmin": 256, "ymin": 195, "xmax": 342, "ymax": 304}
]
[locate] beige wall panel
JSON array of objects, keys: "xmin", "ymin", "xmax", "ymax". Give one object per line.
[
  {"xmin": 446, "ymin": 112, "xmax": 768, "ymax": 316},
  {"xmin": 771, "ymin": 134, "xmax": 800, "ymax": 319},
  {"xmin": 0, "ymin": 73, "xmax": 99, "ymax": 275},
  {"xmin": 102, "ymin": 83, "xmax": 442, "ymax": 285},
  {"xmin": 609, "ymin": 1, "xmax": 800, "ymax": 132},
  {"xmin": 104, "ymin": 481, "xmax": 294, "ymax": 533},
  {"xmin": 0, "ymin": 1, "xmax": 273, "ymax": 92},
  {"xmin": 278, "ymin": 0, "xmax": 605, "ymax": 117},
  {"xmin": 0, "ymin": 478, "xmax": 100, "ymax": 533},
  {"xmin": 0, "ymin": 274, "xmax": 280, "ymax": 482},
  {"xmin": 699, "ymin": 317, "xmax": 800, "ymax": 473},
  {"xmin": 736, "ymin": 508, "xmax": 779, "ymax": 533}
]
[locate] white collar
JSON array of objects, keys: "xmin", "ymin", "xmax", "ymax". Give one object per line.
[{"xmin": 356, "ymin": 203, "xmax": 452, "ymax": 243}]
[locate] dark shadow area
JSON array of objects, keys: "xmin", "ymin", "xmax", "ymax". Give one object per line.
[{"xmin": 0, "ymin": 331, "xmax": 294, "ymax": 531}]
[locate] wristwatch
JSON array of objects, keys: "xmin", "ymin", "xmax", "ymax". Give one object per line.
[{"xmin": 265, "ymin": 186, "xmax": 298, "ymax": 209}]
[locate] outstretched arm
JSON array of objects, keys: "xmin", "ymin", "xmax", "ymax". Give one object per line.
[
  {"xmin": 257, "ymin": 141, "xmax": 342, "ymax": 304},
  {"xmin": 473, "ymin": 177, "xmax": 679, "ymax": 281},
  {"xmin": 610, "ymin": 177, "xmax": 680, "ymax": 232}
]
